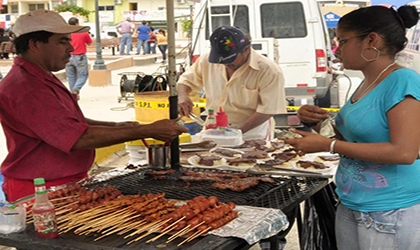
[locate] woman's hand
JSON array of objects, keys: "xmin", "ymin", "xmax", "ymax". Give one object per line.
[
  {"xmin": 284, "ymin": 129, "xmax": 332, "ymax": 153},
  {"xmin": 298, "ymin": 105, "xmax": 329, "ymax": 124}
]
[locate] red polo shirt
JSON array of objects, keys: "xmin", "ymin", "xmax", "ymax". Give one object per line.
[
  {"xmin": 70, "ymin": 32, "xmax": 92, "ymax": 55},
  {"xmin": 0, "ymin": 58, "xmax": 95, "ymax": 201}
]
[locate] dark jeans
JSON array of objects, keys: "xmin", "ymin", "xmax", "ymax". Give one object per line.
[{"xmin": 158, "ymin": 45, "xmax": 168, "ymax": 60}]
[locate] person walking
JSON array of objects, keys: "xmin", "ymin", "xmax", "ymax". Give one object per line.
[
  {"xmin": 65, "ymin": 17, "xmax": 92, "ymax": 99},
  {"xmin": 136, "ymin": 21, "xmax": 151, "ymax": 55},
  {"xmin": 116, "ymin": 17, "xmax": 134, "ymax": 55},
  {"xmin": 156, "ymin": 29, "xmax": 168, "ymax": 63}
]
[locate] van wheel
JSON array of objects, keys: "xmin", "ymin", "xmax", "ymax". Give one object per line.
[{"xmin": 315, "ymin": 88, "xmax": 331, "ymax": 108}]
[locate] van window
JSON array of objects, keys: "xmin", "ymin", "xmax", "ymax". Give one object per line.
[
  {"xmin": 261, "ymin": 2, "xmax": 307, "ymax": 38},
  {"xmin": 205, "ymin": 5, "xmax": 250, "ymax": 38}
]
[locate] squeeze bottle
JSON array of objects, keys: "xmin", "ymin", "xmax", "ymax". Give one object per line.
[
  {"xmin": 32, "ymin": 178, "xmax": 58, "ymax": 238},
  {"xmin": 216, "ymin": 107, "xmax": 228, "ymax": 127}
]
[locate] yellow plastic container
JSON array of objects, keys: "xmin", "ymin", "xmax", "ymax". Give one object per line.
[
  {"xmin": 125, "ymin": 133, "xmax": 191, "ymax": 146},
  {"xmin": 134, "ymin": 91, "xmax": 201, "ymax": 124}
]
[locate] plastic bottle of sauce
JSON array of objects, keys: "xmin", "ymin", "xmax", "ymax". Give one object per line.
[
  {"xmin": 206, "ymin": 109, "xmax": 217, "ymax": 129},
  {"xmin": 216, "ymin": 107, "xmax": 228, "ymax": 127},
  {"xmin": 32, "ymin": 178, "xmax": 58, "ymax": 238}
]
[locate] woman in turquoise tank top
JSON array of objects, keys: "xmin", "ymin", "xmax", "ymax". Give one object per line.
[{"xmin": 286, "ymin": 5, "xmax": 420, "ymax": 250}]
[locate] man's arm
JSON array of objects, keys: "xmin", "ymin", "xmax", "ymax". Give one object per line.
[
  {"xmin": 238, "ymin": 112, "xmax": 273, "ymax": 134},
  {"xmin": 86, "ymin": 118, "xmax": 138, "ymax": 127},
  {"xmin": 74, "ymin": 119, "xmax": 187, "ymax": 149},
  {"xmin": 178, "ymin": 84, "xmax": 194, "ymax": 116}
]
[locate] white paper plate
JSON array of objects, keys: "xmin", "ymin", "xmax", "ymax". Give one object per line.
[{"xmin": 187, "ymin": 155, "xmax": 227, "ymax": 168}]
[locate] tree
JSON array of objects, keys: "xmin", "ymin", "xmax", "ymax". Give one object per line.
[{"xmin": 54, "ymin": 3, "xmax": 91, "ymax": 18}]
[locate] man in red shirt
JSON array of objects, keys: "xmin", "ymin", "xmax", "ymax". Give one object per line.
[
  {"xmin": 0, "ymin": 10, "xmax": 187, "ymax": 202},
  {"xmin": 65, "ymin": 17, "xmax": 92, "ymax": 99}
]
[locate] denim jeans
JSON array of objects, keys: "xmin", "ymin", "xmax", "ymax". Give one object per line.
[
  {"xmin": 137, "ymin": 39, "xmax": 149, "ymax": 54},
  {"xmin": 149, "ymin": 42, "xmax": 156, "ymax": 54},
  {"xmin": 65, "ymin": 54, "xmax": 89, "ymax": 92},
  {"xmin": 120, "ymin": 33, "xmax": 132, "ymax": 55},
  {"xmin": 158, "ymin": 45, "xmax": 168, "ymax": 60},
  {"xmin": 336, "ymin": 203, "xmax": 420, "ymax": 250}
]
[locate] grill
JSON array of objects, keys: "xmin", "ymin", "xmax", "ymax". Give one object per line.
[
  {"xmin": 86, "ymin": 167, "xmax": 327, "ymax": 213},
  {"xmin": 0, "ymin": 168, "xmax": 327, "ymax": 250}
]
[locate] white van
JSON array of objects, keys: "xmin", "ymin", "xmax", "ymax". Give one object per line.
[
  {"xmin": 190, "ymin": 0, "xmax": 333, "ymax": 106},
  {"xmin": 397, "ymin": 1, "xmax": 420, "ymax": 73}
]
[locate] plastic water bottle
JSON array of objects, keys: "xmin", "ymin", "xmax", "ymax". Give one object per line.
[
  {"xmin": 32, "ymin": 178, "xmax": 58, "ymax": 238},
  {"xmin": 216, "ymin": 107, "xmax": 228, "ymax": 127}
]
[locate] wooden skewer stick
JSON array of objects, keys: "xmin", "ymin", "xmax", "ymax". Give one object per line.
[
  {"xmin": 186, "ymin": 227, "xmax": 212, "ymax": 242},
  {"xmin": 126, "ymin": 219, "xmax": 171, "ymax": 244},
  {"xmin": 56, "ymin": 201, "xmax": 78, "ymax": 211},
  {"xmin": 146, "ymin": 216, "xmax": 186, "ymax": 243},
  {"xmin": 50, "ymin": 195, "xmax": 78, "ymax": 202},
  {"xmin": 117, "ymin": 220, "xmax": 147, "ymax": 235},
  {"xmin": 56, "ymin": 208, "xmax": 73, "ymax": 216},
  {"xmin": 177, "ymin": 227, "xmax": 211, "ymax": 247},
  {"xmin": 124, "ymin": 219, "xmax": 164, "ymax": 239},
  {"xmin": 171, "ymin": 221, "xmax": 205, "ymax": 241},
  {"xmin": 167, "ymin": 225, "xmax": 190, "ymax": 242}
]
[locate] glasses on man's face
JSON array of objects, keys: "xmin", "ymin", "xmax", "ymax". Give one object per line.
[{"xmin": 337, "ymin": 33, "xmax": 368, "ymax": 47}]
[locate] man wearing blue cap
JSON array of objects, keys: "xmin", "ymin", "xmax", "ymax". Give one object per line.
[{"xmin": 178, "ymin": 26, "xmax": 286, "ymax": 139}]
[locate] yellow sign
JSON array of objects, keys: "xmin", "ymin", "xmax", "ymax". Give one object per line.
[
  {"xmin": 135, "ymin": 100, "xmax": 206, "ymax": 109},
  {"xmin": 135, "ymin": 100, "xmax": 339, "ymax": 112}
]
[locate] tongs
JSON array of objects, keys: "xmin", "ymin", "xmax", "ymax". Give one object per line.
[
  {"xmin": 188, "ymin": 112, "xmax": 205, "ymax": 126},
  {"xmin": 246, "ymin": 164, "xmax": 332, "ymax": 178}
]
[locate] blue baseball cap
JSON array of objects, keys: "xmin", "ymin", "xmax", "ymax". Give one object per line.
[{"xmin": 208, "ymin": 26, "xmax": 250, "ymax": 64}]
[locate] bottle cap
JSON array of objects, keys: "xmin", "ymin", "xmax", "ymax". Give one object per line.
[
  {"xmin": 33, "ymin": 178, "xmax": 45, "ymax": 186},
  {"xmin": 208, "ymin": 109, "xmax": 214, "ymax": 114}
]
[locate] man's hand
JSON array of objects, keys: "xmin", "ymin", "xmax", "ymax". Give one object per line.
[
  {"xmin": 145, "ymin": 118, "xmax": 188, "ymax": 142},
  {"xmin": 178, "ymin": 95, "xmax": 194, "ymax": 117},
  {"xmin": 298, "ymin": 105, "xmax": 329, "ymax": 124}
]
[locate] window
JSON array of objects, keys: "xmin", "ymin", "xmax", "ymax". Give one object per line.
[
  {"xmin": 261, "ymin": 2, "xmax": 307, "ymax": 39},
  {"xmin": 129, "ymin": 3, "xmax": 138, "ymax": 11},
  {"xmin": 205, "ymin": 5, "xmax": 249, "ymax": 39},
  {"xmin": 29, "ymin": 4, "xmax": 45, "ymax": 11},
  {"xmin": 11, "ymin": 5, "xmax": 18, "ymax": 14},
  {"xmin": 99, "ymin": 5, "xmax": 115, "ymax": 11}
]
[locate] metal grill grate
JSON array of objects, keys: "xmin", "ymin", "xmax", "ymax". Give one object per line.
[{"xmin": 87, "ymin": 168, "xmax": 327, "ymax": 212}]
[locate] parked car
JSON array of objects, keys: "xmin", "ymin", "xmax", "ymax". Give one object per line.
[{"xmin": 190, "ymin": 0, "xmax": 333, "ymax": 106}]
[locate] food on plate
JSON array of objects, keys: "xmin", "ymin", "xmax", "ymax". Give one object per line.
[
  {"xmin": 254, "ymin": 144, "xmax": 277, "ymax": 153},
  {"xmin": 196, "ymin": 154, "xmax": 223, "ymax": 166},
  {"xmin": 270, "ymin": 141, "xmax": 288, "ymax": 150},
  {"xmin": 211, "ymin": 148, "xmax": 243, "ymax": 158},
  {"xmin": 242, "ymin": 150, "xmax": 269, "ymax": 159},
  {"xmin": 272, "ymin": 152, "xmax": 298, "ymax": 162},
  {"xmin": 263, "ymin": 159, "xmax": 289, "ymax": 167},
  {"xmin": 282, "ymin": 147, "xmax": 305, "ymax": 156},
  {"xmin": 297, "ymin": 160, "xmax": 329, "ymax": 170},
  {"xmin": 211, "ymin": 177, "xmax": 275, "ymax": 191},
  {"xmin": 227, "ymin": 158, "xmax": 257, "ymax": 166},
  {"xmin": 317, "ymin": 155, "xmax": 340, "ymax": 161}
]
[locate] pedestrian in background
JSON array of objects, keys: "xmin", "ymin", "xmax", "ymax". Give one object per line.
[
  {"xmin": 148, "ymin": 27, "xmax": 157, "ymax": 54},
  {"xmin": 286, "ymin": 5, "xmax": 420, "ymax": 250},
  {"xmin": 116, "ymin": 17, "xmax": 134, "ymax": 55},
  {"xmin": 65, "ymin": 17, "xmax": 92, "ymax": 99},
  {"xmin": 0, "ymin": 28, "xmax": 10, "ymax": 59},
  {"xmin": 136, "ymin": 21, "xmax": 151, "ymax": 55},
  {"xmin": 156, "ymin": 28, "xmax": 168, "ymax": 63}
]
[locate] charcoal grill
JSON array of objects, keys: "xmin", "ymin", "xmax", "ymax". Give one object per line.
[
  {"xmin": 0, "ymin": 168, "xmax": 327, "ymax": 250},
  {"xmin": 86, "ymin": 167, "xmax": 327, "ymax": 213}
]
